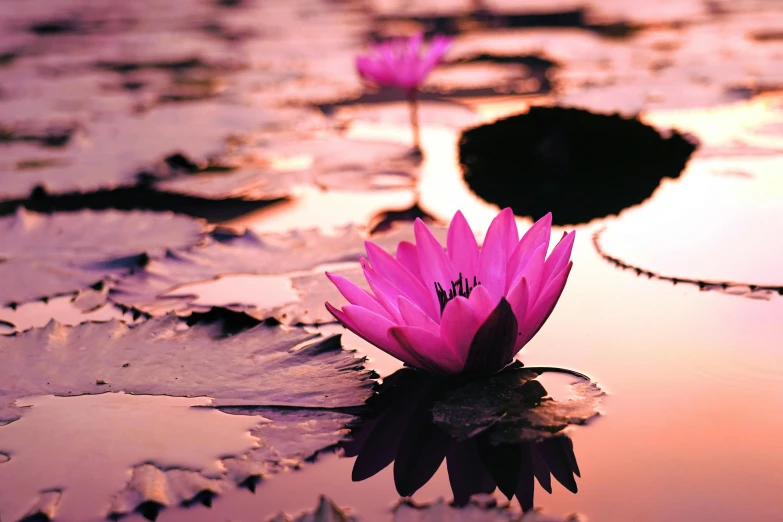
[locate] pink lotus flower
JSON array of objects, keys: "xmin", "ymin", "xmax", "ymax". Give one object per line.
[
  {"xmin": 356, "ymin": 33, "xmax": 452, "ymax": 152},
  {"xmin": 326, "ymin": 209, "xmax": 575, "ymax": 375},
  {"xmin": 355, "ymin": 33, "xmax": 452, "ymax": 91}
]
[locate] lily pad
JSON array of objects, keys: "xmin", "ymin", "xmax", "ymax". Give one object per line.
[
  {"xmin": 593, "ymin": 156, "xmax": 783, "ymax": 298},
  {"xmin": 0, "ymin": 313, "xmax": 373, "ymax": 520},
  {"xmin": 267, "ymin": 496, "xmax": 356, "ymax": 522},
  {"xmin": 459, "ymin": 106, "xmax": 697, "ymax": 225},
  {"xmin": 431, "ymin": 370, "xmax": 604, "ymax": 445},
  {"xmin": 393, "ymin": 499, "xmax": 576, "ymax": 522},
  {"xmin": 0, "ymin": 208, "xmax": 204, "ymax": 307},
  {"xmin": 0, "ymin": 314, "xmax": 372, "ymax": 418},
  {"xmin": 110, "ymin": 223, "xmax": 446, "ymax": 324}
]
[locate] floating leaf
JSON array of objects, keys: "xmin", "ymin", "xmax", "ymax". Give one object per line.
[
  {"xmin": 267, "ymin": 496, "xmax": 355, "ymax": 522},
  {"xmin": 0, "ymin": 313, "xmax": 372, "ymax": 520},
  {"xmin": 594, "ymin": 157, "xmax": 783, "ymax": 299},
  {"xmin": 431, "ymin": 370, "xmax": 604, "ymax": 445},
  {"xmin": 393, "ymin": 499, "xmax": 576, "ymax": 522},
  {"xmin": 459, "ymin": 107, "xmax": 696, "ymax": 226},
  {"xmin": 111, "ymin": 224, "xmax": 447, "ymax": 325},
  {"xmin": 0, "ymin": 208, "xmax": 204, "ymax": 307}
]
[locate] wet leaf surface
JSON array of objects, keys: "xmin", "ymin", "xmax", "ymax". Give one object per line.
[
  {"xmin": 111, "ymin": 223, "xmax": 447, "ymax": 324},
  {"xmin": 459, "ymin": 106, "xmax": 697, "ymax": 225},
  {"xmin": 0, "ymin": 313, "xmax": 372, "ymax": 419},
  {"xmin": 431, "ymin": 370, "xmax": 603, "ymax": 444},
  {"xmin": 267, "ymin": 496, "xmax": 356, "ymax": 522},
  {"xmin": 267, "ymin": 496, "xmax": 576, "ymax": 522},
  {"xmin": 393, "ymin": 499, "xmax": 576, "ymax": 522},
  {"xmin": 0, "ymin": 313, "xmax": 373, "ymax": 521},
  {"xmin": 0, "ymin": 208, "xmax": 204, "ymax": 306}
]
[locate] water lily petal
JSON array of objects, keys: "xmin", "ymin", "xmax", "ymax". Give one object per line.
[
  {"xmin": 327, "ymin": 302, "xmax": 420, "ymax": 367},
  {"xmin": 542, "ymin": 231, "xmax": 575, "ymax": 288},
  {"xmin": 476, "ymin": 214, "xmax": 510, "ymax": 302},
  {"xmin": 516, "ymin": 261, "xmax": 573, "ymax": 351},
  {"xmin": 366, "ymin": 241, "xmax": 439, "ymax": 321},
  {"xmin": 414, "ymin": 218, "xmax": 458, "ymax": 302},
  {"xmin": 509, "ymin": 243, "xmax": 547, "ymax": 302},
  {"xmin": 506, "ymin": 213, "xmax": 552, "ymax": 292},
  {"xmin": 389, "ymin": 325, "xmax": 464, "ymax": 374},
  {"xmin": 398, "ymin": 295, "xmax": 440, "ymax": 336},
  {"xmin": 326, "ymin": 271, "xmax": 389, "ymax": 320},
  {"xmin": 396, "ymin": 241, "xmax": 422, "ymax": 280},
  {"xmin": 447, "ymin": 210, "xmax": 480, "ymax": 282},
  {"xmin": 466, "ymin": 283, "xmax": 498, "ymax": 321},
  {"xmin": 462, "ymin": 298, "xmax": 519, "ymax": 375},
  {"xmin": 506, "ymin": 276, "xmax": 529, "ymax": 332},
  {"xmin": 361, "ymin": 259, "xmax": 404, "ymax": 324},
  {"xmin": 439, "ymin": 295, "xmax": 483, "ymax": 366}
]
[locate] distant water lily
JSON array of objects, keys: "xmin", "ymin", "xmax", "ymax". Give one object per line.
[
  {"xmin": 356, "ymin": 33, "xmax": 452, "ymax": 153},
  {"xmin": 326, "ymin": 209, "xmax": 575, "ymax": 375}
]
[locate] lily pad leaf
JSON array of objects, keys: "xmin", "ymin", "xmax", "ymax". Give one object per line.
[
  {"xmin": 0, "ymin": 208, "xmax": 204, "ymax": 307},
  {"xmin": 267, "ymin": 496, "xmax": 356, "ymax": 522},
  {"xmin": 111, "ymin": 223, "xmax": 446, "ymax": 325},
  {"xmin": 431, "ymin": 370, "xmax": 604, "ymax": 445},
  {"xmin": 393, "ymin": 499, "xmax": 576, "ymax": 522},
  {"xmin": 459, "ymin": 106, "xmax": 696, "ymax": 225},
  {"xmin": 0, "ymin": 314, "xmax": 372, "ymax": 413},
  {"xmin": 0, "ymin": 314, "xmax": 372, "ymax": 520}
]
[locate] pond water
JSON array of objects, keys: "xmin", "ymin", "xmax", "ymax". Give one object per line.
[{"xmin": 1, "ymin": 0, "xmax": 782, "ymax": 521}]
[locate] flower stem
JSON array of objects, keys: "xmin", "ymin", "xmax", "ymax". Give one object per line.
[{"xmin": 406, "ymin": 88, "xmax": 421, "ymax": 154}]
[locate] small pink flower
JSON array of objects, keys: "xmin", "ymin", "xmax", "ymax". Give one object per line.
[
  {"xmin": 326, "ymin": 209, "xmax": 575, "ymax": 375},
  {"xmin": 356, "ymin": 33, "xmax": 452, "ymax": 91}
]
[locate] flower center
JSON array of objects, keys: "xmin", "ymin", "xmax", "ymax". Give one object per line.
[{"xmin": 434, "ymin": 272, "xmax": 481, "ymax": 313}]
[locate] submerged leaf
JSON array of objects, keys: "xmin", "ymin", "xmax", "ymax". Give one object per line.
[{"xmin": 0, "ymin": 208, "xmax": 204, "ymax": 307}]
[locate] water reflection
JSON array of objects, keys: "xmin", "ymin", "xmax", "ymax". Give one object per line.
[{"xmin": 342, "ymin": 368, "xmax": 580, "ymax": 511}]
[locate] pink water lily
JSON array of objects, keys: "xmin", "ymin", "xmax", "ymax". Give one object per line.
[
  {"xmin": 356, "ymin": 33, "xmax": 451, "ymax": 152},
  {"xmin": 326, "ymin": 209, "xmax": 575, "ymax": 375},
  {"xmin": 356, "ymin": 33, "xmax": 452, "ymax": 90}
]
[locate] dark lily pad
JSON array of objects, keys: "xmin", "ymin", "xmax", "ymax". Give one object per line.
[
  {"xmin": 0, "ymin": 208, "xmax": 204, "ymax": 307},
  {"xmin": 0, "ymin": 313, "xmax": 373, "ymax": 520},
  {"xmin": 110, "ymin": 223, "xmax": 445, "ymax": 325},
  {"xmin": 459, "ymin": 106, "xmax": 697, "ymax": 226},
  {"xmin": 431, "ymin": 370, "xmax": 604, "ymax": 445}
]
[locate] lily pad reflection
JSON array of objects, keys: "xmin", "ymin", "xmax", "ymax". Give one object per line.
[{"xmin": 343, "ymin": 367, "xmax": 600, "ymax": 510}]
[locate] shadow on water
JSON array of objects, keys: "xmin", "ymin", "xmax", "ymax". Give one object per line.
[
  {"xmin": 342, "ymin": 368, "xmax": 581, "ymax": 511},
  {"xmin": 459, "ymin": 107, "xmax": 698, "ymax": 225}
]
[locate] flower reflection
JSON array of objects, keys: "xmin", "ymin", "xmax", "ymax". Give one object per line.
[{"xmin": 342, "ymin": 368, "xmax": 581, "ymax": 510}]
